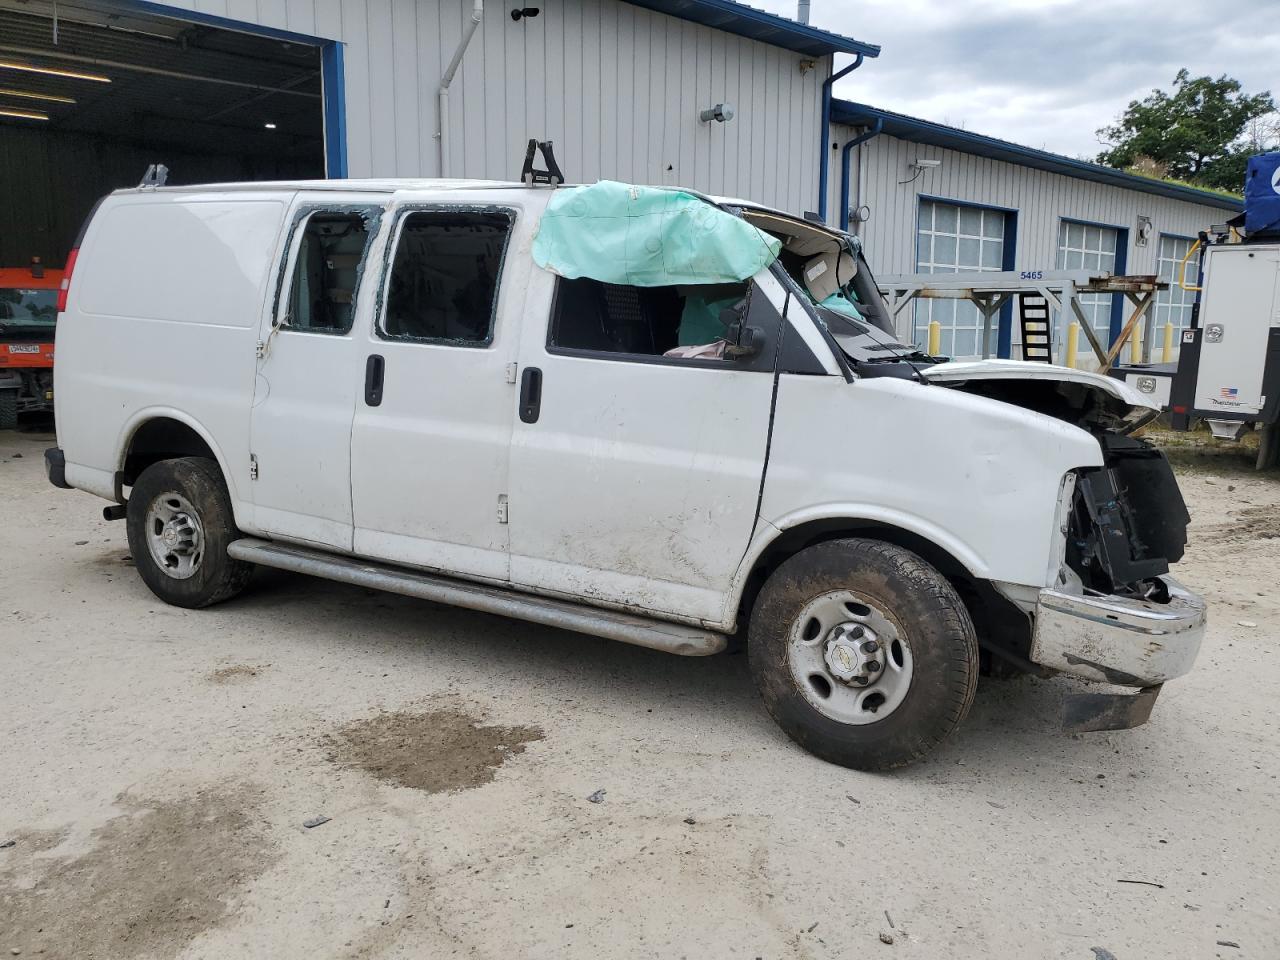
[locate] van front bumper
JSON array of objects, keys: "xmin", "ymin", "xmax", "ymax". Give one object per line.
[{"xmin": 1031, "ymin": 576, "xmax": 1206, "ymax": 688}]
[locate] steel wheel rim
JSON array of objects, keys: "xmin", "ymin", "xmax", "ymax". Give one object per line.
[
  {"xmin": 144, "ymin": 491, "xmax": 205, "ymax": 581},
  {"xmin": 787, "ymin": 589, "xmax": 914, "ymax": 725}
]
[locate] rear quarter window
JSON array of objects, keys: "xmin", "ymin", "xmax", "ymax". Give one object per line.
[{"xmin": 76, "ymin": 199, "xmax": 286, "ymax": 328}]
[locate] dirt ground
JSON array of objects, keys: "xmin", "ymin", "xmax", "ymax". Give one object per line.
[{"xmin": 1, "ymin": 426, "xmax": 1277, "ymax": 959}]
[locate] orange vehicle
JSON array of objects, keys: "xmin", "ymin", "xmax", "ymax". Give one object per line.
[{"xmin": 0, "ymin": 259, "xmax": 62, "ymax": 430}]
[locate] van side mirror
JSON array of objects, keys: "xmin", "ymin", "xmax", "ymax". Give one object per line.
[{"xmin": 721, "ymin": 300, "xmax": 761, "ymax": 359}]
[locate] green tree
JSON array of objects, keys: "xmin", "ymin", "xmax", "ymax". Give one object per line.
[{"xmin": 1097, "ymin": 69, "xmax": 1276, "ymax": 191}]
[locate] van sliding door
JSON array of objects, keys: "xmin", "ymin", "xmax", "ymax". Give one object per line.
[
  {"xmin": 348, "ymin": 205, "xmax": 523, "ymax": 582},
  {"xmin": 249, "ymin": 202, "xmax": 382, "ymax": 550}
]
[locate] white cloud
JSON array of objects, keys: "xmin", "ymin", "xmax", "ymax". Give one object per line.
[{"xmin": 755, "ymin": 0, "xmax": 1280, "ymax": 158}]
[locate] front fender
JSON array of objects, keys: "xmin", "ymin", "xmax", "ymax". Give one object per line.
[{"xmin": 749, "ymin": 374, "xmax": 1103, "ymax": 605}]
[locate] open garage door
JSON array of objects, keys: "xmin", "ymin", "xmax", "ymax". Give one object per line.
[{"xmin": 0, "ymin": 0, "xmax": 332, "ymax": 267}]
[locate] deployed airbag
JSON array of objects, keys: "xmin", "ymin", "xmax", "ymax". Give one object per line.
[
  {"xmin": 817, "ymin": 292, "xmax": 865, "ymax": 321},
  {"xmin": 532, "ymin": 181, "xmax": 781, "ymax": 286}
]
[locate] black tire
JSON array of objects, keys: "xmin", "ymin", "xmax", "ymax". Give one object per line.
[
  {"xmin": 126, "ymin": 457, "xmax": 254, "ymax": 608},
  {"xmin": 0, "ymin": 390, "xmax": 17, "ymax": 430},
  {"xmin": 748, "ymin": 538, "xmax": 978, "ymax": 771}
]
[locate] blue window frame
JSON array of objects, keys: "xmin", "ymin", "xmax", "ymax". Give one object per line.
[
  {"xmin": 1055, "ymin": 217, "xmax": 1129, "ymax": 360},
  {"xmin": 1153, "ymin": 233, "xmax": 1197, "ymax": 345},
  {"xmin": 914, "ymin": 195, "xmax": 1018, "ymax": 359}
]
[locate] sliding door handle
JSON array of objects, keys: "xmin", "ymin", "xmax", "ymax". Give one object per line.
[
  {"xmin": 519, "ymin": 366, "xmax": 542, "ymax": 423},
  {"xmin": 365, "ymin": 354, "xmax": 385, "ymax": 406}
]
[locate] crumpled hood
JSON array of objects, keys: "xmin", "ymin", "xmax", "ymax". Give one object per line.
[
  {"xmin": 921, "ymin": 360, "xmax": 1159, "ymax": 411},
  {"xmin": 918, "ymin": 359, "xmax": 1160, "ymax": 430}
]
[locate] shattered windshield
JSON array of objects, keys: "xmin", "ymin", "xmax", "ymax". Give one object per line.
[
  {"xmin": 0, "ymin": 288, "xmax": 58, "ymax": 328},
  {"xmin": 740, "ymin": 210, "xmax": 934, "ymax": 367}
]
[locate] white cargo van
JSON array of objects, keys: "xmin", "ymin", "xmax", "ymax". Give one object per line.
[{"xmin": 46, "ymin": 177, "xmax": 1206, "ymax": 770}]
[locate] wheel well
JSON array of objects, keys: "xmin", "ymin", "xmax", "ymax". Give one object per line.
[
  {"xmin": 122, "ymin": 418, "xmax": 217, "ymax": 486},
  {"xmin": 735, "ymin": 518, "xmax": 1034, "ymax": 665},
  {"xmin": 736, "ymin": 518, "xmax": 976, "ymax": 631}
]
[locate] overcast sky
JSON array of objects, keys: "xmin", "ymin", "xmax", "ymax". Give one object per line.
[{"xmin": 754, "ymin": 0, "xmax": 1279, "ymax": 159}]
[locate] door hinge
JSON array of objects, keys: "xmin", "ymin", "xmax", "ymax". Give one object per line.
[
  {"xmin": 255, "ymin": 340, "xmax": 267, "ymax": 359},
  {"xmin": 249, "ymin": 454, "xmax": 259, "ymax": 481},
  {"xmin": 505, "ymin": 362, "xmax": 518, "ymax": 384},
  {"xmin": 497, "ymin": 494, "xmax": 509, "ymax": 524}
]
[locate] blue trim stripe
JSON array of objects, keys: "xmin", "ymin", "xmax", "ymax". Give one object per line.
[
  {"xmin": 619, "ymin": 0, "xmax": 880, "ymax": 57},
  {"xmin": 999, "ymin": 210, "xmax": 1018, "ymax": 359},
  {"xmin": 833, "ymin": 100, "xmax": 1242, "ymax": 211},
  {"xmin": 321, "ymin": 41, "xmax": 348, "ymax": 179},
  {"xmin": 106, "ymin": 0, "xmax": 334, "ymax": 45},
  {"xmin": 917, "ymin": 193, "xmax": 1017, "ymax": 214}
]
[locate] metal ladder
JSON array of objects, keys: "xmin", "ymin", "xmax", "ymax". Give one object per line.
[{"xmin": 1018, "ymin": 293, "xmax": 1053, "ymax": 362}]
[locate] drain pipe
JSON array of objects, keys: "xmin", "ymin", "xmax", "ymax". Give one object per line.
[
  {"xmin": 816, "ymin": 53, "xmax": 864, "ymax": 224},
  {"xmin": 437, "ymin": 0, "xmax": 484, "ymax": 178},
  {"xmin": 839, "ymin": 117, "xmax": 883, "ymax": 231}
]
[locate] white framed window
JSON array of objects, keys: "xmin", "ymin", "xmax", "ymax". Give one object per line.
[
  {"xmin": 915, "ymin": 200, "xmax": 1007, "ymax": 359},
  {"xmin": 1056, "ymin": 220, "xmax": 1119, "ymax": 360},
  {"xmin": 1154, "ymin": 234, "xmax": 1196, "ymax": 348}
]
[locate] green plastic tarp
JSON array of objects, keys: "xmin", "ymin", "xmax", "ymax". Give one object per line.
[{"xmin": 532, "ymin": 181, "xmax": 781, "ymax": 286}]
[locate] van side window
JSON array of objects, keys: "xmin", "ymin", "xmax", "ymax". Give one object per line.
[
  {"xmin": 381, "ymin": 210, "xmax": 513, "ymax": 346},
  {"xmin": 548, "ymin": 278, "xmax": 750, "ymax": 361},
  {"xmin": 284, "ymin": 211, "xmax": 372, "ymax": 334}
]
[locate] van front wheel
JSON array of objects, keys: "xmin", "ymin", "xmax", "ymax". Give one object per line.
[
  {"xmin": 748, "ymin": 538, "xmax": 978, "ymax": 771},
  {"xmin": 126, "ymin": 457, "xmax": 253, "ymax": 608}
]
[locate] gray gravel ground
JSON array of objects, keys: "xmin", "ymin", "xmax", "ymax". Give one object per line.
[{"xmin": 2, "ymin": 427, "xmax": 1277, "ymax": 959}]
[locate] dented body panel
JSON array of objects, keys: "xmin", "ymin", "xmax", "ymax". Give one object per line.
[
  {"xmin": 1032, "ymin": 577, "xmax": 1205, "ymax": 686},
  {"xmin": 51, "ymin": 178, "xmax": 1206, "ymax": 718}
]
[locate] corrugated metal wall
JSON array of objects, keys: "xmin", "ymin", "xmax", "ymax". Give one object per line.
[
  {"xmin": 155, "ymin": 0, "xmax": 826, "ymax": 214},
  {"xmin": 827, "ymin": 125, "xmax": 1228, "ymax": 278},
  {"xmin": 825, "ymin": 126, "xmax": 1234, "ymax": 358}
]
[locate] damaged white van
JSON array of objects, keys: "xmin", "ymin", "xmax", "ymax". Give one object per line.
[{"xmin": 46, "ymin": 172, "xmax": 1206, "ymax": 770}]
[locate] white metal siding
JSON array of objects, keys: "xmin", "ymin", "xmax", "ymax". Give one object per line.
[
  {"xmin": 828, "ymin": 126, "xmax": 1232, "ymax": 353},
  {"xmin": 155, "ymin": 0, "xmax": 826, "ymax": 214}
]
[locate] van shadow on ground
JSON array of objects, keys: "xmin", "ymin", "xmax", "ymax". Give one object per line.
[{"xmin": 221, "ymin": 566, "xmax": 1149, "ymax": 779}]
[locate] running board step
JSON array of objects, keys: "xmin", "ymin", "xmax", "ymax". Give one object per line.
[{"xmin": 227, "ymin": 538, "xmax": 727, "ymax": 657}]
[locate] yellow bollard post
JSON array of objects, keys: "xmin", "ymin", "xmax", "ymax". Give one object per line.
[
  {"xmin": 928, "ymin": 320, "xmax": 941, "ymax": 356},
  {"xmin": 1064, "ymin": 322, "xmax": 1079, "ymax": 369},
  {"xmin": 1162, "ymin": 323, "xmax": 1174, "ymax": 363},
  {"xmin": 1130, "ymin": 324, "xmax": 1142, "ymax": 364}
]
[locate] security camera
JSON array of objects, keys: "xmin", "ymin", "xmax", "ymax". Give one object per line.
[
  {"xmin": 912, "ymin": 158, "xmax": 942, "ymax": 169},
  {"xmin": 699, "ymin": 103, "xmax": 735, "ymax": 123}
]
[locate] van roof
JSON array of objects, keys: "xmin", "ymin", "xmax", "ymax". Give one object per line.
[
  {"xmin": 116, "ymin": 178, "xmax": 558, "ymax": 196},
  {"xmin": 107, "ymin": 178, "xmax": 818, "ymax": 231}
]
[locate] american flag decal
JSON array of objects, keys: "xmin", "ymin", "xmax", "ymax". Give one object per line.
[{"xmin": 1220, "ymin": 386, "xmax": 1239, "ymax": 398}]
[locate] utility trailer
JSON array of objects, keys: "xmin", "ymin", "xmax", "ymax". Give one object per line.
[{"xmin": 1110, "ymin": 153, "xmax": 1280, "ymax": 470}]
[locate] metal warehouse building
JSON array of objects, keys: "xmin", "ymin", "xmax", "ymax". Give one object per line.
[{"xmin": 1, "ymin": 0, "xmax": 1241, "ymax": 361}]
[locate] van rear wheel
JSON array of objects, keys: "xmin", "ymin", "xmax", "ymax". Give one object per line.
[
  {"xmin": 126, "ymin": 457, "xmax": 253, "ymax": 608},
  {"xmin": 748, "ymin": 538, "xmax": 978, "ymax": 771}
]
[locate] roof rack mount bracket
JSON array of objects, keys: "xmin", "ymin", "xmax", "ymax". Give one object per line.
[{"xmin": 521, "ymin": 139, "xmax": 565, "ymax": 187}]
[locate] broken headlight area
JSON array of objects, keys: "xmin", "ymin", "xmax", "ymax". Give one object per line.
[{"xmin": 1066, "ymin": 433, "xmax": 1190, "ymax": 598}]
